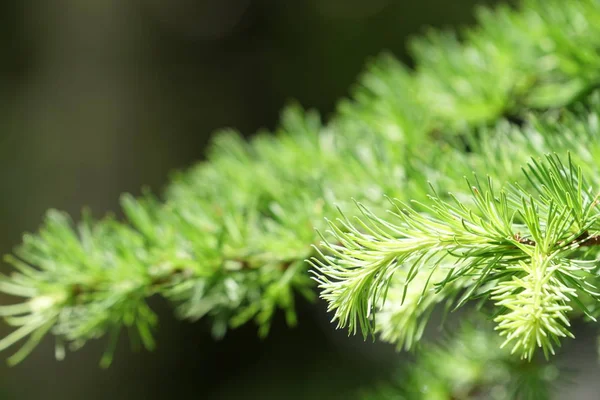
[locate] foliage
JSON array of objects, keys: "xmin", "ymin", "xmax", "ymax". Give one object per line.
[
  {"xmin": 313, "ymin": 152, "xmax": 600, "ymax": 360},
  {"xmin": 0, "ymin": 0, "xmax": 599, "ymax": 398},
  {"xmin": 362, "ymin": 320, "xmax": 560, "ymax": 400}
]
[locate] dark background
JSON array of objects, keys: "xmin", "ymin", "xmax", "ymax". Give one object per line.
[{"xmin": 10, "ymin": 0, "xmax": 596, "ymax": 399}]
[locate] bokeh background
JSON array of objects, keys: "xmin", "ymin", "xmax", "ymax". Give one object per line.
[{"xmin": 8, "ymin": 0, "xmax": 599, "ymax": 399}]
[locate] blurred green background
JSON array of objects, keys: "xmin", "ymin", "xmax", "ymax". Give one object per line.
[{"xmin": 0, "ymin": 0, "xmax": 550, "ymax": 398}]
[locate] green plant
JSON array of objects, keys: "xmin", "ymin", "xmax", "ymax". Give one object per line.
[
  {"xmin": 361, "ymin": 319, "xmax": 560, "ymax": 400},
  {"xmin": 2, "ymin": 0, "xmax": 600, "ymax": 397}
]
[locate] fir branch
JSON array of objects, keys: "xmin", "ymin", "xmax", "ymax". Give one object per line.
[
  {"xmin": 314, "ymin": 154, "xmax": 600, "ymax": 359},
  {"xmin": 2, "ymin": 0, "xmax": 600, "ymax": 365}
]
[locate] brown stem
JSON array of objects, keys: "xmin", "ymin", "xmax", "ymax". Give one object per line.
[{"xmin": 514, "ymin": 231, "xmax": 600, "ymax": 248}]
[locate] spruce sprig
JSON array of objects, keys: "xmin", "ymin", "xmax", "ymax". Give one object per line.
[
  {"xmin": 1, "ymin": 0, "xmax": 600, "ymax": 367},
  {"xmin": 313, "ymin": 154, "xmax": 600, "ymax": 360}
]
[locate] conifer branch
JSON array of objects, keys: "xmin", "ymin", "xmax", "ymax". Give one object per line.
[
  {"xmin": 1, "ymin": 0, "xmax": 600, "ymax": 368},
  {"xmin": 313, "ymin": 154, "xmax": 600, "ymax": 360}
]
